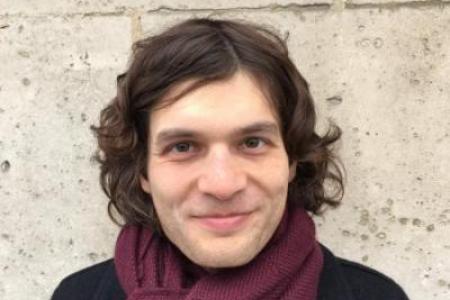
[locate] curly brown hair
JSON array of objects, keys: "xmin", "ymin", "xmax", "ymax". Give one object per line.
[{"xmin": 91, "ymin": 18, "xmax": 344, "ymax": 228}]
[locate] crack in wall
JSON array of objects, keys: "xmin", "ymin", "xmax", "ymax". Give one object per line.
[
  {"xmin": 0, "ymin": 0, "xmax": 449, "ymax": 19},
  {"xmin": 345, "ymin": 0, "xmax": 449, "ymax": 11}
]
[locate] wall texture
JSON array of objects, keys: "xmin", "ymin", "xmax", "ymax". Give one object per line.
[{"xmin": 0, "ymin": 1, "xmax": 449, "ymax": 299}]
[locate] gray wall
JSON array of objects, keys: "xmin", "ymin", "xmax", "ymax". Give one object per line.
[{"xmin": 1, "ymin": 1, "xmax": 449, "ymax": 299}]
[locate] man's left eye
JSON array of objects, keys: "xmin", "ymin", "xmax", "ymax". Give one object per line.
[
  {"xmin": 243, "ymin": 137, "xmax": 266, "ymax": 149},
  {"xmin": 170, "ymin": 142, "xmax": 193, "ymax": 153}
]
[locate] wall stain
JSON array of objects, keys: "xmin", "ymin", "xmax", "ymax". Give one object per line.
[
  {"xmin": 21, "ymin": 78, "xmax": 31, "ymax": 86},
  {"xmin": 361, "ymin": 234, "xmax": 369, "ymax": 241},
  {"xmin": 438, "ymin": 209, "xmax": 450, "ymax": 225},
  {"xmin": 1, "ymin": 161, "xmax": 10, "ymax": 173},
  {"xmin": 398, "ymin": 217, "xmax": 409, "ymax": 225},
  {"xmin": 88, "ymin": 252, "xmax": 99, "ymax": 261},
  {"xmin": 326, "ymin": 95, "xmax": 343, "ymax": 105},
  {"xmin": 412, "ymin": 218, "xmax": 422, "ymax": 226}
]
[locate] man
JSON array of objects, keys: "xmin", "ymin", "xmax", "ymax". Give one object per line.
[{"xmin": 52, "ymin": 18, "xmax": 408, "ymax": 299}]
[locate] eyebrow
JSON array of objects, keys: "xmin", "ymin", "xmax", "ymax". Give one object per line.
[{"xmin": 153, "ymin": 121, "xmax": 280, "ymax": 146}]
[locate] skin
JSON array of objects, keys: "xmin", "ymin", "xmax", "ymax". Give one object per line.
[{"xmin": 140, "ymin": 71, "xmax": 296, "ymax": 269}]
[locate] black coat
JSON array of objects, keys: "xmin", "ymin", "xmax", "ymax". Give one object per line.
[{"xmin": 52, "ymin": 245, "xmax": 408, "ymax": 300}]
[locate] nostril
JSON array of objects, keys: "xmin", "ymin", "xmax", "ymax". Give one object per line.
[{"xmin": 197, "ymin": 172, "xmax": 247, "ymax": 201}]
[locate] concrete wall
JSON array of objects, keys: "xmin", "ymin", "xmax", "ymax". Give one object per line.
[{"xmin": 0, "ymin": 1, "xmax": 449, "ymax": 299}]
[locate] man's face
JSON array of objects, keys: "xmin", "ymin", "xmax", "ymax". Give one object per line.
[{"xmin": 140, "ymin": 71, "xmax": 296, "ymax": 269}]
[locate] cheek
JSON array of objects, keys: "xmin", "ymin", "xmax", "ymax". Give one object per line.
[
  {"xmin": 253, "ymin": 157, "xmax": 291, "ymax": 196},
  {"xmin": 148, "ymin": 163, "xmax": 187, "ymax": 198},
  {"xmin": 148, "ymin": 164, "xmax": 193, "ymax": 219}
]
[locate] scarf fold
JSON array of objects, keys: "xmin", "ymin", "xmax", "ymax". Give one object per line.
[{"xmin": 115, "ymin": 206, "xmax": 323, "ymax": 300}]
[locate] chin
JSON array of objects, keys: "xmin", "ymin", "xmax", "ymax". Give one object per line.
[
  {"xmin": 184, "ymin": 237, "xmax": 263, "ymax": 269},
  {"xmin": 192, "ymin": 249, "xmax": 255, "ymax": 269}
]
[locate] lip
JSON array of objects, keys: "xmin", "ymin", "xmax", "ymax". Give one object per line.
[{"xmin": 194, "ymin": 212, "xmax": 251, "ymax": 234}]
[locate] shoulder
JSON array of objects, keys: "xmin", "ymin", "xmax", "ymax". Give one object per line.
[
  {"xmin": 336, "ymin": 256, "xmax": 409, "ymax": 300},
  {"xmin": 51, "ymin": 259, "xmax": 125, "ymax": 300},
  {"xmin": 319, "ymin": 245, "xmax": 409, "ymax": 300}
]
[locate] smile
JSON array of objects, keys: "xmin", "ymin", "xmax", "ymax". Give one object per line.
[{"xmin": 194, "ymin": 212, "xmax": 252, "ymax": 234}]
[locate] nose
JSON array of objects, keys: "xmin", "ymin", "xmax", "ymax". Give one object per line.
[{"xmin": 197, "ymin": 146, "xmax": 247, "ymax": 201}]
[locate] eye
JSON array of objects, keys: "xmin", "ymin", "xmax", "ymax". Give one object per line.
[
  {"xmin": 243, "ymin": 137, "xmax": 266, "ymax": 149},
  {"xmin": 169, "ymin": 142, "xmax": 194, "ymax": 153}
]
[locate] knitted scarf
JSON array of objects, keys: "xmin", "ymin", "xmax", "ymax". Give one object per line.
[{"xmin": 115, "ymin": 206, "xmax": 323, "ymax": 300}]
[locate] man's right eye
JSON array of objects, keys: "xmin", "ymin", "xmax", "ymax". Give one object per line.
[{"xmin": 168, "ymin": 142, "xmax": 194, "ymax": 153}]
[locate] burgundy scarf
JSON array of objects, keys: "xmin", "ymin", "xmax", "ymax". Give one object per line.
[{"xmin": 115, "ymin": 206, "xmax": 323, "ymax": 300}]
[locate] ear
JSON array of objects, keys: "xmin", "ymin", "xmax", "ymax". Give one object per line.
[
  {"xmin": 140, "ymin": 175, "xmax": 152, "ymax": 194},
  {"xmin": 288, "ymin": 161, "xmax": 297, "ymax": 182}
]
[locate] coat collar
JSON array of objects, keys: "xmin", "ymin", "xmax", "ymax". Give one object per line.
[{"xmin": 317, "ymin": 244, "xmax": 356, "ymax": 300}]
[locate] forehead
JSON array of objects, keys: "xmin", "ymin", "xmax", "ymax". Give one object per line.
[{"xmin": 149, "ymin": 71, "xmax": 280, "ymax": 139}]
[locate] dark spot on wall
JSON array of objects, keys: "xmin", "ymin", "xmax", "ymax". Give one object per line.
[
  {"xmin": 438, "ymin": 279, "xmax": 447, "ymax": 287},
  {"xmin": 369, "ymin": 224, "xmax": 378, "ymax": 233},
  {"xmin": 88, "ymin": 252, "xmax": 99, "ymax": 261},
  {"xmin": 1, "ymin": 233, "xmax": 10, "ymax": 240},
  {"xmin": 410, "ymin": 78, "xmax": 420, "ymax": 86},
  {"xmin": 356, "ymin": 38, "xmax": 371, "ymax": 47},
  {"xmin": 412, "ymin": 218, "xmax": 422, "ymax": 226},
  {"xmin": 283, "ymin": 30, "xmax": 290, "ymax": 43},
  {"xmin": 361, "ymin": 234, "xmax": 369, "ymax": 241},
  {"xmin": 341, "ymin": 229, "xmax": 351, "ymax": 237},
  {"xmin": 81, "ymin": 113, "xmax": 87, "ymax": 122},
  {"xmin": 373, "ymin": 37, "xmax": 383, "ymax": 49},
  {"xmin": 68, "ymin": 112, "xmax": 74, "ymax": 122},
  {"xmin": 17, "ymin": 50, "xmax": 30, "ymax": 58},
  {"xmin": 381, "ymin": 207, "xmax": 391, "ymax": 215},
  {"xmin": 438, "ymin": 209, "xmax": 450, "ymax": 225},
  {"xmin": 359, "ymin": 210, "xmax": 369, "ymax": 225},
  {"xmin": 326, "ymin": 95, "xmax": 342, "ymax": 105},
  {"xmin": 426, "ymin": 224, "xmax": 435, "ymax": 232},
  {"xmin": 362, "ymin": 255, "xmax": 369, "ymax": 262},
  {"xmin": 421, "ymin": 37, "xmax": 431, "ymax": 54},
  {"xmin": 18, "ymin": 25, "xmax": 24, "ymax": 33},
  {"xmin": 21, "ymin": 78, "xmax": 31, "ymax": 86},
  {"xmin": 1, "ymin": 161, "xmax": 10, "ymax": 172}
]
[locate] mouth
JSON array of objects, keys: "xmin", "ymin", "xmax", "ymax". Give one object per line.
[{"xmin": 193, "ymin": 212, "xmax": 252, "ymax": 234}]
